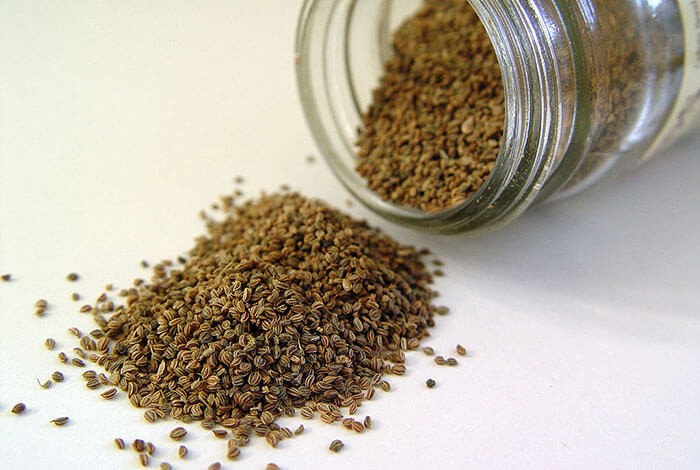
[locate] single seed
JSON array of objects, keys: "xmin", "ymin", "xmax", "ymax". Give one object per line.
[
  {"xmin": 456, "ymin": 344, "xmax": 467, "ymax": 356},
  {"xmin": 446, "ymin": 357, "xmax": 459, "ymax": 366},
  {"xmin": 177, "ymin": 445, "xmax": 187, "ymax": 458},
  {"xmin": 234, "ymin": 176, "xmax": 244, "ymax": 184},
  {"xmin": 159, "ymin": 463, "xmax": 172, "ymax": 470},
  {"xmin": 141, "ymin": 260, "xmax": 149, "ymax": 268},
  {"xmin": 227, "ymin": 446, "xmax": 240, "ymax": 460},
  {"xmin": 363, "ymin": 415, "xmax": 372, "ymax": 429},
  {"xmin": 79, "ymin": 304, "xmax": 92, "ymax": 313},
  {"xmin": 208, "ymin": 463, "xmax": 221, "ymax": 470},
  {"xmin": 144, "ymin": 409, "xmax": 158, "ymax": 422},
  {"xmin": 66, "ymin": 272, "xmax": 79, "ymax": 281},
  {"xmin": 68, "ymin": 327, "xmax": 81, "ymax": 338},
  {"xmin": 434, "ymin": 355, "xmax": 446, "ymax": 365},
  {"xmin": 11, "ymin": 403, "xmax": 26, "ymax": 414},
  {"xmin": 266, "ymin": 464, "xmax": 280, "ymax": 470},
  {"xmin": 169, "ymin": 427, "xmax": 187, "ymax": 441},
  {"xmin": 435, "ymin": 306, "xmax": 449, "ymax": 315},
  {"xmin": 426, "ymin": 378, "xmax": 436, "ymax": 388},
  {"xmin": 433, "ymin": 269, "xmax": 444, "ymax": 277},
  {"xmin": 379, "ymin": 380, "xmax": 391, "ymax": 392},
  {"xmin": 82, "ymin": 370, "xmax": 97, "ymax": 379},
  {"xmin": 45, "ymin": 338, "xmax": 56, "ymax": 350},
  {"xmin": 146, "ymin": 442, "xmax": 156, "ymax": 455},
  {"xmin": 101, "ymin": 388, "xmax": 117, "ymax": 400},
  {"xmin": 71, "ymin": 358, "xmax": 86, "ymax": 367},
  {"xmin": 139, "ymin": 454, "xmax": 149, "ymax": 467},
  {"xmin": 212, "ymin": 429, "xmax": 228, "ymax": 438},
  {"xmin": 71, "ymin": 292, "xmax": 80, "ymax": 301},
  {"xmin": 51, "ymin": 371, "xmax": 64, "ymax": 382},
  {"xmin": 1, "ymin": 273, "xmax": 11, "ymax": 281},
  {"xmin": 37, "ymin": 378, "xmax": 52, "ymax": 389},
  {"xmin": 351, "ymin": 420, "xmax": 365, "ymax": 433},
  {"xmin": 114, "ymin": 438, "xmax": 125, "ymax": 449},
  {"xmin": 329, "ymin": 439, "xmax": 344, "ymax": 453},
  {"xmin": 73, "ymin": 347, "xmax": 86, "ymax": 359},
  {"xmin": 105, "ymin": 283, "xmax": 113, "ymax": 291},
  {"xmin": 133, "ymin": 439, "xmax": 145, "ymax": 452},
  {"xmin": 50, "ymin": 416, "xmax": 69, "ymax": 426},
  {"xmin": 35, "ymin": 299, "xmax": 47, "ymax": 308},
  {"xmin": 58, "ymin": 352, "xmax": 68, "ymax": 363},
  {"xmin": 423, "ymin": 346, "xmax": 435, "ymax": 356},
  {"xmin": 305, "ymin": 154, "xmax": 316, "ymax": 164}
]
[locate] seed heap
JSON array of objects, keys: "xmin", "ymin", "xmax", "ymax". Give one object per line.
[
  {"xmin": 356, "ymin": 0, "xmax": 504, "ymax": 212},
  {"xmin": 85, "ymin": 192, "xmax": 437, "ymax": 443}
]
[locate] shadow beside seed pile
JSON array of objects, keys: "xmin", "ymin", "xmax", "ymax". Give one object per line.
[
  {"xmin": 356, "ymin": 0, "xmax": 504, "ymax": 213},
  {"xmin": 95, "ymin": 193, "xmax": 438, "ymax": 436}
]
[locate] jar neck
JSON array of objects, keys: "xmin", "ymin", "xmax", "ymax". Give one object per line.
[{"xmin": 296, "ymin": 0, "xmax": 588, "ymax": 234}]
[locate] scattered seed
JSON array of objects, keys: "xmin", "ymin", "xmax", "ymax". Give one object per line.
[
  {"xmin": 227, "ymin": 446, "xmax": 240, "ymax": 460},
  {"xmin": 70, "ymin": 292, "xmax": 80, "ymax": 301},
  {"xmin": 141, "ymin": 260, "xmax": 149, "ymax": 268},
  {"xmin": 426, "ymin": 378, "xmax": 436, "ymax": 388},
  {"xmin": 82, "ymin": 370, "xmax": 97, "ymax": 379},
  {"xmin": 79, "ymin": 304, "xmax": 92, "ymax": 313},
  {"xmin": 169, "ymin": 427, "xmax": 187, "ymax": 441},
  {"xmin": 159, "ymin": 463, "xmax": 172, "ymax": 470},
  {"xmin": 68, "ymin": 327, "xmax": 81, "ymax": 338},
  {"xmin": 101, "ymin": 388, "xmax": 117, "ymax": 400},
  {"xmin": 433, "ymin": 269, "xmax": 444, "ymax": 277},
  {"xmin": 446, "ymin": 357, "xmax": 458, "ymax": 366},
  {"xmin": 1, "ymin": 273, "xmax": 11, "ymax": 281},
  {"xmin": 35, "ymin": 299, "xmax": 47, "ymax": 308},
  {"xmin": 58, "ymin": 352, "xmax": 68, "ymax": 363},
  {"xmin": 379, "ymin": 380, "xmax": 391, "ymax": 392},
  {"xmin": 133, "ymin": 439, "xmax": 146, "ymax": 452},
  {"xmin": 266, "ymin": 464, "xmax": 280, "ymax": 470},
  {"xmin": 305, "ymin": 154, "xmax": 316, "ymax": 164},
  {"xmin": 50, "ymin": 416, "xmax": 69, "ymax": 426},
  {"xmin": 177, "ymin": 445, "xmax": 187, "ymax": 458},
  {"xmin": 146, "ymin": 442, "xmax": 156, "ymax": 455},
  {"xmin": 363, "ymin": 415, "xmax": 372, "ymax": 429},
  {"xmin": 329, "ymin": 439, "xmax": 344, "ymax": 453},
  {"xmin": 434, "ymin": 355, "xmax": 446, "ymax": 366},
  {"xmin": 51, "ymin": 371, "xmax": 64, "ymax": 382},
  {"xmin": 435, "ymin": 306, "xmax": 449, "ymax": 315},
  {"xmin": 422, "ymin": 346, "xmax": 435, "ymax": 356},
  {"xmin": 11, "ymin": 403, "xmax": 26, "ymax": 414},
  {"xmin": 212, "ymin": 429, "xmax": 228, "ymax": 438},
  {"xmin": 139, "ymin": 453, "xmax": 149, "ymax": 467},
  {"xmin": 294, "ymin": 424, "xmax": 304, "ymax": 435},
  {"xmin": 45, "ymin": 338, "xmax": 56, "ymax": 350},
  {"xmin": 114, "ymin": 438, "xmax": 125, "ymax": 449},
  {"xmin": 351, "ymin": 420, "xmax": 365, "ymax": 433},
  {"xmin": 66, "ymin": 272, "xmax": 79, "ymax": 281},
  {"xmin": 208, "ymin": 463, "xmax": 221, "ymax": 470},
  {"xmin": 71, "ymin": 358, "xmax": 86, "ymax": 367},
  {"xmin": 456, "ymin": 344, "xmax": 467, "ymax": 356},
  {"xmin": 144, "ymin": 409, "xmax": 158, "ymax": 422},
  {"xmin": 37, "ymin": 378, "xmax": 52, "ymax": 389}
]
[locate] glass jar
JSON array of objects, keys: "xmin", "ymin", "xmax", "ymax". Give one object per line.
[{"xmin": 295, "ymin": 0, "xmax": 700, "ymax": 233}]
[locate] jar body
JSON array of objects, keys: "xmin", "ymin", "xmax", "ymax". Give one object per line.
[{"xmin": 295, "ymin": 0, "xmax": 700, "ymax": 233}]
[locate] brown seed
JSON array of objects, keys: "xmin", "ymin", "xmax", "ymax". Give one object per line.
[
  {"xmin": 260, "ymin": 410, "xmax": 274, "ymax": 425},
  {"xmin": 71, "ymin": 358, "xmax": 86, "ymax": 367},
  {"xmin": 66, "ymin": 272, "xmax": 79, "ymax": 281},
  {"xmin": 212, "ymin": 429, "xmax": 228, "ymax": 438},
  {"xmin": 433, "ymin": 269, "xmax": 444, "ymax": 277},
  {"xmin": 300, "ymin": 407, "xmax": 314, "ymax": 419},
  {"xmin": 57, "ymin": 352, "xmax": 69, "ymax": 363},
  {"xmin": 11, "ymin": 403, "xmax": 26, "ymax": 414},
  {"xmin": 434, "ymin": 355, "xmax": 446, "ymax": 365},
  {"xmin": 50, "ymin": 416, "xmax": 69, "ymax": 426},
  {"xmin": 146, "ymin": 442, "xmax": 156, "ymax": 455},
  {"xmin": 68, "ymin": 327, "xmax": 81, "ymax": 338},
  {"xmin": 44, "ymin": 338, "xmax": 56, "ymax": 350},
  {"xmin": 1, "ymin": 273, "xmax": 11, "ymax": 281},
  {"xmin": 227, "ymin": 446, "xmax": 240, "ymax": 460},
  {"xmin": 169, "ymin": 427, "xmax": 187, "ymax": 441},
  {"xmin": 144, "ymin": 409, "xmax": 158, "ymax": 422},
  {"xmin": 379, "ymin": 380, "xmax": 391, "ymax": 392},
  {"xmin": 422, "ymin": 347, "xmax": 435, "ymax": 356},
  {"xmin": 85, "ymin": 378, "xmax": 100, "ymax": 389},
  {"xmin": 114, "ymin": 437, "xmax": 125, "ymax": 449},
  {"xmin": 435, "ymin": 306, "xmax": 449, "ymax": 315},
  {"xmin": 51, "ymin": 371, "xmax": 64, "ymax": 382},
  {"xmin": 266, "ymin": 464, "xmax": 280, "ymax": 470},
  {"xmin": 82, "ymin": 370, "xmax": 97, "ymax": 379},
  {"xmin": 208, "ymin": 463, "xmax": 221, "ymax": 470},
  {"xmin": 132, "ymin": 439, "xmax": 145, "ymax": 452},
  {"xmin": 329, "ymin": 439, "xmax": 344, "ymax": 453},
  {"xmin": 73, "ymin": 347, "xmax": 86, "ymax": 359},
  {"xmin": 139, "ymin": 453, "xmax": 149, "ymax": 467},
  {"xmin": 71, "ymin": 292, "xmax": 80, "ymax": 301},
  {"xmin": 456, "ymin": 344, "xmax": 467, "ymax": 356},
  {"xmin": 101, "ymin": 388, "xmax": 117, "ymax": 400},
  {"xmin": 177, "ymin": 445, "xmax": 187, "ymax": 458},
  {"xmin": 363, "ymin": 415, "xmax": 372, "ymax": 429},
  {"xmin": 35, "ymin": 299, "xmax": 47, "ymax": 308},
  {"xmin": 446, "ymin": 357, "xmax": 458, "ymax": 366},
  {"xmin": 37, "ymin": 378, "xmax": 52, "ymax": 389},
  {"xmin": 294, "ymin": 424, "xmax": 304, "ymax": 435},
  {"xmin": 426, "ymin": 378, "xmax": 436, "ymax": 388},
  {"xmin": 159, "ymin": 463, "xmax": 172, "ymax": 470},
  {"xmin": 391, "ymin": 364, "xmax": 406, "ymax": 375},
  {"xmin": 141, "ymin": 260, "xmax": 149, "ymax": 268},
  {"xmin": 351, "ymin": 420, "xmax": 365, "ymax": 433},
  {"xmin": 79, "ymin": 304, "xmax": 92, "ymax": 313}
]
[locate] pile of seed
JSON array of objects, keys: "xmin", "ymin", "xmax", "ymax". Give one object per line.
[
  {"xmin": 355, "ymin": 0, "xmax": 504, "ymax": 212},
  {"xmin": 89, "ymin": 192, "xmax": 438, "ymax": 436}
]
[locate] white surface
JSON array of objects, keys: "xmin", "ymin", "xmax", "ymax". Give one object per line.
[{"xmin": 1, "ymin": 2, "xmax": 699, "ymax": 469}]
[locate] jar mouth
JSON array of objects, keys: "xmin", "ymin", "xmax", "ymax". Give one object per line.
[{"xmin": 295, "ymin": 0, "xmax": 579, "ymax": 233}]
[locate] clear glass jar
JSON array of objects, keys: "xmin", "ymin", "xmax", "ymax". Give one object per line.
[{"xmin": 295, "ymin": 0, "xmax": 700, "ymax": 234}]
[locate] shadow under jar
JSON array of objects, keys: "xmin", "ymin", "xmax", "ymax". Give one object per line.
[{"xmin": 295, "ymin": 0, "xmax": 700, "ymax": 234}]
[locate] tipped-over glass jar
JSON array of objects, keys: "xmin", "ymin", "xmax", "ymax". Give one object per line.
[{"xmin": 295, "ymin": 0, "xmax": 700, "ymax": 234}]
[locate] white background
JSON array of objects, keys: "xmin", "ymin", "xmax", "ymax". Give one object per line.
[{"xmin": 1, "ymin": 2, "xmax": 699, "ymax": 469}]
